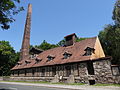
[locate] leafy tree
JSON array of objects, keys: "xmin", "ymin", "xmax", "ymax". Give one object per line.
[
  {"xmin": 99, "ymin": 25, "xmax": 120, "ymax": 65},
  {"xmin": 0, "ymin": 0, "xmax": 23, "ymax": 30},
  {"xmin": 113, "ymin": 0, "xmax": 120, "ymax": 26},
  {"xmin": 34, "ymin": 38, "xmax": 88, "ymax": 50},
  {"xmin": 57, "ymin": 39, "xmax": 65, "ymax": 46},
  {"xmin": 76, "ymin": 37, "xmax": 87, "ymax": 42},
  {"xmin": 57, "ymin": 38, "xmax": 87, "ymax": 47},
  {"xmin": 98, "ymin": 0, "xmax": 120, "ymax": 65},
  {"xmin": 0, "ymin": 41, "xmax": 19, "ymax": 76},
  {"xmin": 35, "ymin": 40, "xmax": 59, "ymax": 50}
]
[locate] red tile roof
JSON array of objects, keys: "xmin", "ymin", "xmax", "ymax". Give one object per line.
[{"xmin": 11, "ymin": 37, "xmax": 97, "ymax": 70}]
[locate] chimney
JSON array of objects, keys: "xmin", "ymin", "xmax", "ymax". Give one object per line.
[
  {"xmin": 64, "ymin": 33, "xmax": 77, "ymax": 46},
  {"xmin": 19, "ymin": 4, "xmax": 32, "ymax": 61}
]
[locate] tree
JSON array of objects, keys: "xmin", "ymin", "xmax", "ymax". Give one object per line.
[
  {"xmin": 0, "ymin": 0, "xmax": 23, "ymax": 30},
  {"xmin": 57, "ymin": 38, "xmax": 87, "ymax": 47},
  {"xmin": 98, "ymin": 0, "xmax": 120, "ymax": 65},
  {"xmin": 0, "ymin": 41, "xmax": 19, "ymax": 76},
  {"xmin": 57, "ymin": 39, "xmax": 65, "ymax": 46},
  {"xmin": 34, "ymin": 38, "xmax": 88, "ymax": 50},
  {"xmin": 99, "ymin": 25, "xmax": 120, "ymax": 65},
  {"xmin": 113, "ymin": 0, "xmax": 120, "ymax": 26},
  {"xmin": 35, "ymin": 40, "xmax": 59, "ymax": 50},
  {"xmin": 76, "ymin": 37, "xmax": 87, "ymax": 42}
]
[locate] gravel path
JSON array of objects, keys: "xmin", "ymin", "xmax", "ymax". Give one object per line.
[{"xmin": 0, "ymin": 81, "xmax": 120, "ymax": 90}]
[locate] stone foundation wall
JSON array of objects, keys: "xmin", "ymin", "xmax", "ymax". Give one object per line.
[
  {"xmin": 11, "ymin": 62, "xmax": 89, "ymax": 83},
  {"xmin": 78, "ymin": 63, "xmax": 88, "ymax": 83},
  {"xmin": 93, "ymin": 59, "xmax": 120, "ymax": 84},
  {"xmin": 8, "ymin": 77, "xmax": 54, "ymax": 82},
  {"xmin": 11, "ymin": 59, "xmax": 120, "ymax": 84}
]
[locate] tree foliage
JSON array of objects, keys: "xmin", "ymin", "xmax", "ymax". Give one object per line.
[
  {"xmin": 99, "ymin": 0, "xmax": 120, "ymax": 65},
  {"xmin": 0, "ymin": 0, "xmax": 23, "ymax": 30},
  {"xmin": 76, "ymin": 37, "xmax": 87, "ymax": 42},
  {"xmin": 0, "ymin": 41, "xmax": 19, "ymax": 76},
  {"xmin": 99, "ymin": 25, "xmax": 120, "ymax": 65},
  {"xmin": 113, "ymin": 0, "xmax": 120, "ymax": 27},
  {"xmin": 33, "ymin": 37, "xmax": 87, "ymax": 50},
  {"xmin": 57, "ymin": 37, "xmax": 87, "ymax": 47},
  {"xmin": 34, "ymin": 40, "xmax": 59, "ymax": 50},
  {"xmin": 57, "ymin": 39, "xmax": 65, "ymax": 46}
]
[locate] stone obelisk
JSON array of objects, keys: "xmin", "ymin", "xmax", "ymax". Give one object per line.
[{"xmin": 19, "ymin": 4, "xmax": 32, "ymax": 61}]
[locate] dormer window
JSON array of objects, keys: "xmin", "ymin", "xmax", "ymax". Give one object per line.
[
  {"xmin": 30, "ymin": 54, "xmax": 37, "ymax": 59},
  {"xmin": 25, "ymin": 60, "xmax": 31, "ymax": 64},
  {"xmin": 17, "ymin": 62, "xmax": 22, "ymax": 65},
  {"xmin": 30, "ymin": 47, "xmax": 43, "ymax": 59},
  {"xmin": 63, "ymin": 51, "xmax": 72, "ymax": 59},
  {"xmin": 47, "ymin": 55, "xmax": 55, "ymax": 61},
  {"xmin": 84, "ymin": 47, "xmax": 95, "ymax": 56},
  {"xmin": 35, "ymin": 58, "xmax": 42, "ymax": 64}
]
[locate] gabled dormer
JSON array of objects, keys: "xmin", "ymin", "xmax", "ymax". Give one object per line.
[
  {"xmin": 47, "ymin": 55, "xmax": 55, "ymax": 61},
  {"xmin": 35, "ymin": 57, "xmax": 42, "ymax": 64},
  {"xmin": 84, "ymin": 47, "xmax": 95, "ymax": 56},
  {"xmin": 17, "ymin": 62, "xmax": 22, "ymax": 65},
  {"xmin": 30, "ymin": 47, "xmax": 43, "ymax": 59},
  {"xmin": 63, "ymin": 51, "xmax": 72, "ymax": 59},
  {"xmin": 25, "ymin": 60, "xmax": 31, "ymax": 64}
]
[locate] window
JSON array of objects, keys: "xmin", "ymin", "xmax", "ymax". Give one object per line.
[
  {"xmin": 32, "ymin": 69, "xmax": 35, "ymax": 76},
  {"xmin": 52, "ymin": 66, "xmax": 56, "ymax": 76},
  {"xmin": 12, "ymin": 71, "xmax": 14, "ymax": 76},
  {"xmin": 25, "ymin": 70, "xmax": 27, "ymax": 76},
  {"xmin": 30, "ymin": 54, "xmax": 37, "ymax": 59},
  {"xmin": 47, "ymin": 55, "xmax": 55, "ymax": 61},
  {"xmin": 65, "ymin": 65, "xmax": 71, "ymax": 77},
  {"xmin": 35, "ymin": 58, "xmax": 42, "ymax": 64},
  {"xmin": 112, "ymin": 66, "xmax": 120, "ymax": 76},
  {"xmin": 41, "ymin": 68, "xmax": 45, "ymax": 77},
  {"xmin": 18, "ymin": 71, "xmax": 20, "ymax": 76},
  {"xmin": 17, "ymin": 62, "xmax": 22, "ymax": 66},
  {"xmin": 63, "ymin": 51, "xmax": 72, "ymax": 59},
  {"xmin": 84, "ymin": 47, "xmax": 95, "ymax": 56},
  {"xmin": 25, "ymin": 60, "xmax": 31, "ymax": 64}
]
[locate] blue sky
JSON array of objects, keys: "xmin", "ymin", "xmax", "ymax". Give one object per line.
[{"xmin": 0, "ymin": 0, "xmax": 116, "ymax": 51}]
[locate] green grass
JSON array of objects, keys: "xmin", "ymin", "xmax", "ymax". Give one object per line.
[
  {"xmin": 1, "ymin": 80, "xmax": 49, "ymax": 84},
  {"xmin": 94, "ymin": 84, "xmax": 120, "ymax": 87},
  {"xmin": 1, "ymin": 80, "xmax": 85, "ymax": 85},
  {"xmin": 1, "ymin": 80, "xmax": 120, "ymax": 87},
  {"xmin": 52, "ymin": 82, "xmax": 85, "ymax": 85}
]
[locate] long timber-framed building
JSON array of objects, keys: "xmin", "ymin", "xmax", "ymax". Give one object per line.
[{"xmin": 11, "ymin": 4, "xmax": 120, "ymax": 85}]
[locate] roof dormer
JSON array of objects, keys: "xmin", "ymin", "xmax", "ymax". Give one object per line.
[
  {"xmin": 17, "ymin": 62, "xmax": 22, "ymax": 65},
  {"xmin": 63, "ymin": 51, "xmax": 72, "ymax": 59},
  {"xmin": 47, "ymin": 55, "xmax": 55, "ymax": 61},
  {"xmin": 25, "ymin": 60, "xmax": 31, "ymax": 64},
  {"xmin": 84, "ymin": 47, "xmax": 95, "ymax": 56},
  {"xmin": 35, "ymin": 58, "xmax": 42, "ymax": 63}
]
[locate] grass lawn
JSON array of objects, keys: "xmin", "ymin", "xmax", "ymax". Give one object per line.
[
  {"xmin": 1, "ymin": 80, "xmax": 120, "ymax": 87},
  {"xmin": 94, "ymin": 84, "xmax": 120, "ymax": 87},
  {"xmin": 1, "ymin": 80, "xmax": 85, "ymax": 85}
]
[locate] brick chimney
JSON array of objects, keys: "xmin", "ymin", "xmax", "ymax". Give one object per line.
[
  {"xmin": 19, "ymin": 4, "xmax": 32, "ymax": 61},
  {"xmin": 64, "ymin": 33, "xmax": 77, "ymax": 46}
]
